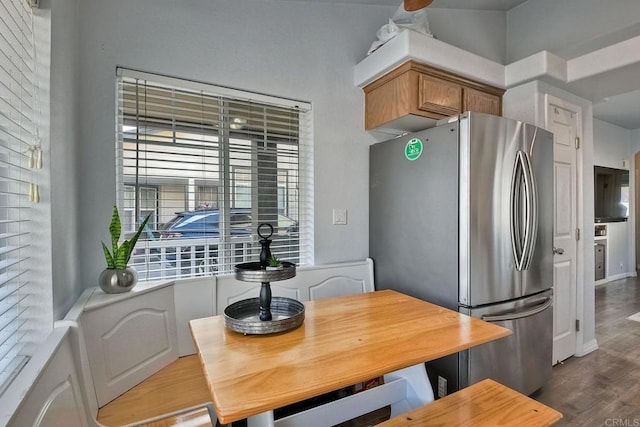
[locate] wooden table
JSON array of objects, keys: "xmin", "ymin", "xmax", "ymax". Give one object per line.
[{"xmin": 189, "ymin": 289, "xmax": 511, "ymax": 426}]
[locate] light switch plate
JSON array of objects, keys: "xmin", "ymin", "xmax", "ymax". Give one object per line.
[{"xmin": 332, "ymin": 208, "xmax": 347, "ymax": 225}]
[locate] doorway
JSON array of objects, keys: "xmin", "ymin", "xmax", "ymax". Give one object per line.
[{"xmin": 545, "ymin": 95, "xmax": 580, "ymax": 364}]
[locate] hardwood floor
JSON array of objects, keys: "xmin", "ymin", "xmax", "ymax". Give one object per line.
[{"xmin": 533, "ymin": 277, "xmax": 640, "ymax": 426}]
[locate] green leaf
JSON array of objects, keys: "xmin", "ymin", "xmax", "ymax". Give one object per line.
[
  {"xmin": 103, "ymin": 208, "xmax": 150, "ymax": 269},
  {"xmin": 124, "ymin": 214, "xmax": 151, "ymax": 265},
  {"xmin": 115, "ymin": 241, "xmax": 130, "ymax": 269},
  {"xmin": 102, "ymin": 242, "xmax": 116, "ymax": 269},
  {"xmin": 109, "ymin": 205, "xmax": 121, "ymax": 257}
]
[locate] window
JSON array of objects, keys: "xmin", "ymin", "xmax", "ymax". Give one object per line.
[
  {"xmin": 0, "ymin": 0, "xmax": 42, "ymax": 393},
  {"xmin": 123, "ymin": 185, "xmax": 157, "ymax": 232},
  {"xmin": 116, "ymin": 69, "xmax": 313, "ymax": 281}
]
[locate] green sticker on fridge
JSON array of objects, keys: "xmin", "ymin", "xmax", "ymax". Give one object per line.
[{"xmin": 405, "ymin": 138, "xmax": 423, "ymax": 161}]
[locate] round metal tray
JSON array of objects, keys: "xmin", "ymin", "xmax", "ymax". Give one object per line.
[
  {"xmin": 224, "ymin": 297, "xmax": 305, "ymax": 335},
  {"xmin": 235, "ymin": 261, "xmax": 296, "ymax": 282}
]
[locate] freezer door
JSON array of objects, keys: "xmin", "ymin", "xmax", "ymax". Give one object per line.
[
  {"xmin": 459, "ymin": 290, "xmax": 553, "ymax": 395},
  {"xmin": 459, "ymin": 112, "xmax": 554, "ymax": 306}
]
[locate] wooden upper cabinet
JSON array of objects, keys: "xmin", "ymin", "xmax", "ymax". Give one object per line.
[
  {"xmin": 363, "ymin": 61, "xmax": 505, "ymax": 131},
  {"xmin": 418, "ymin": 74, "xmax": 461, "ymax": 116},
  {"xmin": 463, "ymin": 87, "xmax": 501, "ymax": 116}
]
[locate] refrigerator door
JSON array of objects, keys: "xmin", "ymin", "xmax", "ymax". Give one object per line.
[
  {"xmin": 458, "ymin": 112, "xmax": 554, "ymax": 306},
  {"xmin": 459, "ymin": 289, "xmax": 553, "ymax": 395},
  {"xmin": 370, "ymin": 122, "xmax": 460, "ymax": 310}
]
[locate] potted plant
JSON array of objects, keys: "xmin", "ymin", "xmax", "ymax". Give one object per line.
[
  {"xmin": 98, "ymin": 205, "xmax": 150, "ymax": 294},
  {"xmin": 266, "ymin": 255, "xmax": 283, "ymax": 271}
]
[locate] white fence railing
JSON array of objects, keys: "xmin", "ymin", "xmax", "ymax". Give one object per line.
[{"xmin": 130, "ymin": 236, "xmax": 255, "ymax": 281}]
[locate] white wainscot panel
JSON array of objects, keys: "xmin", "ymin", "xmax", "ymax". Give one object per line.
[
  {"xmin": 174, "ymin": 277, "xmax": 216, "ymax": 356},
  {"xmin": 5, "ymin": 328, "xmax": 90, "ymax": 427},
  {"xmin": 295, "ymin": 259, "xmax": 375, "ymax": 301},
  {"xmin": 82, "ymin": 286, "xmax": 178, "ymax": 406},
  {"xmin": 216, "ymin": 259, "xmax": 375, "ymax": 312},
  {"xmin": 309, "ymin": 276, "xmax": 368, "ymax": 300}
]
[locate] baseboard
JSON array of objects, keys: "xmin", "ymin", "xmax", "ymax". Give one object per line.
[
  {"xmin": 596, "ymin": 272, "xmax": 636, "ymax": 286},
  {"xmin": 575, "ymin": 339, "xmax": 599, "ymax": 357}
]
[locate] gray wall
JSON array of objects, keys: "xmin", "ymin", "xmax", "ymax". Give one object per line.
[
  {"xmin": 633, "ymin": 129, "xmax": 640, "ymax": 271},
  {"xmin": 593, "ymin": 119, "xmax": 634, "ymax": 281},
  {"xmin": 427, "ymin": 8, "xmax": 506, "ymax": 63},
  {"xmin": 594, "ymin": 119, "xmax": 631, "ymax": 169},
  {"xmin": 46, "ymin": 0, "xmax": 512, "ymax": 312},
  {"xmin": 70, "ymin": 0, "xmax": 394, "ymax": 296},
  {"xmin": 49, "ymin": 0, "xmax": 81, "ymax": 319}
]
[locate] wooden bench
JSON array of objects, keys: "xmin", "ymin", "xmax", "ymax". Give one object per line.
[
  {"xmin": 131, "ymin": 407, "xmax": 213, "ymax": 427},
  {"xmin": 96, "ymin": 355, "xmax": 212, "ymax": 426},
  {"xmin": 377, "ymin": 379, "xmax": 562, "ymax": 427}
]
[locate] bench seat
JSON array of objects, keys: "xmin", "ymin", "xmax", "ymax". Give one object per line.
[
  {"xmin": 377, "ymin": 379, "xmax": 562, "ymax": 427},
  {"xmin": 97, "ymin": 355, "xmax": 211, "ymax": 426},
  {"xmin": 131, "ymin": 407, "xmax": 213, "ymax": 427}
]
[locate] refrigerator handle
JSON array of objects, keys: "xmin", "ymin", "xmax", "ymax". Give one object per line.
[
  {"xmin": 481, "ymin": 296, "xmax": 552, "ymax": 322},
  {"xmin": 510, "ymin": 151, "xmax": 538, "ymax": 271},
  {"xmin": 521, "ymin": 151, "xmax": 538, "ymax": 270},
  {"xmin": 510, "ymin": 151, "xmax": 526, "ymax": 270}
]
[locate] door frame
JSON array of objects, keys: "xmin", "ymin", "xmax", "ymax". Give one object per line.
[
  {"xmin": 636, "ymin": 151, "xmax": 640, "ymax": 274},
  {"xmin": 544, "ymin": 94, "xmax": 588, "ymax": 358}
]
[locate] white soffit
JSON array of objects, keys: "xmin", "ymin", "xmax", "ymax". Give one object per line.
[
  {"xmin": 355, "ymin": 30, "xmax": 640, "ymax": 104},
  {"xmin": 567, "ymin": 35, "xmax": 640, "ymax": 82},
  {"xmin": 354, "ymin": 30, "xmax": 504, "ymax": 88},
  {"xmin": 504, "ymin": 51, "xmax": 566, "ymax": 87}
]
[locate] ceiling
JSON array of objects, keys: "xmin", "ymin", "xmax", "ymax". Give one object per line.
[
  {"xmin": 285, "ymin": 0, "xmax": 527, "ymax": 9},
  {"xmin": 288, "ymin": 0, "xmax": 640, "ymax": 130}
]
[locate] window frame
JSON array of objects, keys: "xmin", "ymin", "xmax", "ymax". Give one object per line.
[{"xmin": 115, "ymin": 68, "xmax": 313, "ymax": 281}]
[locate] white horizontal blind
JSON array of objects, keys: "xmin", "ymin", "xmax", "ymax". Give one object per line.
[
  {"xmin": 116, "ymin": 69, "xmax": 312, "ymax": 280},
  {"xmin": 0, "ymin": 0, "xmax": 35, "ymax": 392}
]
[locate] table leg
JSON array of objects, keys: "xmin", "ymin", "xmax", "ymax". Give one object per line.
[
  {"xmin": 247, "ymin": 410, "xmax": 275, "ymax": 427},
  {"xmin": 384, "ymin": 363, "xmax": 435, "ymax": 417}
]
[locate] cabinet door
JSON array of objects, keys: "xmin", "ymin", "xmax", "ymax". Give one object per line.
[
  {"xmin": 418, "ymin": 74, "xmax": 461, "ymax": 116},
  {"xmin": 463, "ymin": 87, "xmax": 501, "ymax": 115}
]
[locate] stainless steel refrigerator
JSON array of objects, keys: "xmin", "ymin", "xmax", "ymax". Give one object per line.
[{"xmin": 369, "ymin": 112, "xmax": 554, "ymax": 396}]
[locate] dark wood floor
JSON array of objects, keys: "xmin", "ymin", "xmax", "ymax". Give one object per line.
[{"xmin": 533, "ymin": 277, "xmax": 640, "ymax": 426}]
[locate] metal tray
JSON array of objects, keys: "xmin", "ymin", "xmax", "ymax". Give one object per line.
[
  {"xmin": 235, "ymin": 261, "xmax": 296, "ymax": 282},
  {"xmin": 224, "ymin": 297, "xmax": 305, "ymax": 335}
]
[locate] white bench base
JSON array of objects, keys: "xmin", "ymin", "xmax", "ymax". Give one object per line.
[{"xmin": 246, "ymin": 363, "xmax": 434, "ymax": 427}]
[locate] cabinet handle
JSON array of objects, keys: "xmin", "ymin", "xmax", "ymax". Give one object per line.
[{"xmin": 553, "ymin": 247, "xmax": 565, "ymax": 255}]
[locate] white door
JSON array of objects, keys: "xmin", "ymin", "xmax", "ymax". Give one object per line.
[{"xmin": 546, "ymin": 96, "xmax": 580, "ymax": 364}]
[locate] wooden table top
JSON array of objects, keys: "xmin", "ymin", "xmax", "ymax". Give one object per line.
[{"xmin": 189, "ymin": 289, "xmax": 511, "ymax": 424}]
